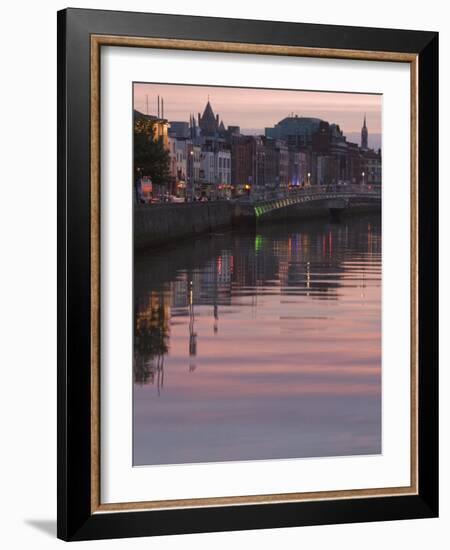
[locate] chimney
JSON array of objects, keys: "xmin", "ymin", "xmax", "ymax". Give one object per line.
[
  {"xmin": 157, "ymin": 95, "xmax": 160, "ymax": 118},
  {"xmin": 161, "ymin": 97, "xmax": 164, "ymax": 119}
]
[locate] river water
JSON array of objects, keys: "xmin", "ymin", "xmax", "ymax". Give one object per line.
[{"xmin": 133, "ymin": 214, "xmax": 381, "ymax": 466}]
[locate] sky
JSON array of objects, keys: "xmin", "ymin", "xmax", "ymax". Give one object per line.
[{"xmin": 133, "ymin": 82, "xmax": 382, "ymax": 147}]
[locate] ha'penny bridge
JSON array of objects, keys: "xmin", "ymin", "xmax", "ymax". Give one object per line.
[
  {"xmin": 134, "ymin": 184, "xmax": 381, "ymax": 249},
  {"xmin": 234, "ymin": 184, "xmax": 381, "ymax": 223}
]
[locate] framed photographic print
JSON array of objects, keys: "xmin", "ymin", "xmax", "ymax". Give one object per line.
[{"xmin": 57, "ymin": 8, "xmax": 438, "ymax": 541}]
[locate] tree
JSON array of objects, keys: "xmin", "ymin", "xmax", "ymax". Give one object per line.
[{"xmin": 134, "ymin": 115, "xmax": 170, "ymax": 186}]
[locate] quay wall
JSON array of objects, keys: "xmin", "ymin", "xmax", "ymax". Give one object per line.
[
  {"xmin": 134, "ymin": 198, "xmax": 380, "ymax": 250},
  {"xmin": 134, "ymin": 201, "xmax": 235, "ymax": 250}
]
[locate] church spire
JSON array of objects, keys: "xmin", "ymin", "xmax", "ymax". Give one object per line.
[
  {"xmin": 361, "ymin": 113, "xmax": 368, "ymax": 150},
  {"xmin": 199, "ymin": 98, "xmax": 218, "ymax": 135}
]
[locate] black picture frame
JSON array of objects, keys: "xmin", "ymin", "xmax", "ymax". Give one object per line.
[{"xmin": 57, "ymin": 7, "xmax": 438, "ymax": 541}]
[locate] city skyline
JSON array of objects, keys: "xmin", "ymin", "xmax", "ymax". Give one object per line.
[{"xmin": 134, "ymin": 82, "xmax": 382, "ymax": 147}]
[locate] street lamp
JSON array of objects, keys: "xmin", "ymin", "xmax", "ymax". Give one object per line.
[
  {"xmin": 189, "ymin": 149, "xmax": 194, "ymax": 200},
  {"xmin": 361, "ymin": 171, "xmax": 365, "ymax": 186},
  {"xmin": 307, "ymin": 172, "xmax": 311, "ymax": 187}
]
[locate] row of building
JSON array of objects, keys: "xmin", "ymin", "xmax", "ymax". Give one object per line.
[{"xmin": 135, "ymin": 98, "xmax": 381, "ymax": 199}]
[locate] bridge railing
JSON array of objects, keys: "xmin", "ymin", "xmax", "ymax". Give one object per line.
[
  {"xmin": 250, "ymin": 184, "xmax": 380, "ymax": 217},
  {"xmin": 245, "ymin": 184, "xmax": 380, "ymax": 203}
]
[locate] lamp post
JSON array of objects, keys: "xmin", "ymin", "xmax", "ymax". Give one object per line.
[
  {"xmin": 189, "ymin": 149, "xmax": 194, "ymax": 200},
  {"xmin": 307, "ymin": 172, "xmax": 311, "ymax": 187},
  {"xmin": 361, "ymin": 171, "xmax": 365, "ymax": 187}
]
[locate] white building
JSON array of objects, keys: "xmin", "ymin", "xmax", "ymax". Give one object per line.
[
  {"xmin": 191, "ymin": 145, "xmax": 201, "ymax": 184},
  {"xmin": 217, "ymin": 150, "xmax": 231, "ymax": 185},
  {"xmin": 200, "ymin": 150, "xmax": 231, "ymax": 188},
  {"xmin": 200, "ymin": 151, "xmax": 215, "ymax": 184}
]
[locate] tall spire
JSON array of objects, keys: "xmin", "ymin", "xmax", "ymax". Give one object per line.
[
  {"xmin": 191, "ymin": 113, "xmax": 197, "ymax": 138},
  {"xmin": 361, "ymin": 113, "xmax": 368, "ymax": 150}
]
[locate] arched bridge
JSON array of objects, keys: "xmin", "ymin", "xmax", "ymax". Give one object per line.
[{"xmin": 235, "ymin": 185, "xmax": 381, "ymax": 223}]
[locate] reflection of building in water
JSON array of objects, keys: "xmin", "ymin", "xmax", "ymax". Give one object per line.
[
  {"xmin": 172, "ymin": 275, "xmax": 189, "ymax": 307},
  {"xmin": 277, "ymin": 233, "xmax": 302, "ymax": 288},
  {"xmin": 266, "ymin": 220, "xmax": 381, "ymax": 299},
  {"xmin": 275, "ymin": 237, "xmax": 291, "ymax": 287},
  {"xmin": 233, "ymin": 235, "xmax": 279, "ymax": 289},
  {"xmin": 188, "ymin": 280, "xmax": 197, "ymax": 372},
  {"xmin": 198, "ymin": 252, "xmax": 233, "ymax": 302},
  {"xmin": 233, "ymin": 239, "xmax": 256, "ymax": 287},
  {"xmin": 213, "ymin": 303, "xmax": 219, "ymax": 334},
  {"xmin": 134, "ymin": 250, "xmax": 236, "ymax": 383},
  {"xmin": 269, "ymin": 227, "xmax": 344, "ymax": 298},
  {"xmin": 133, "ymin": 291, "xmax": 171, "ymax": 393},
  {"xmin": 171, "ymin": 251, "xmax": 234, "ymax": 308},
  {"xmin": 133, "ymin": 216, "xmax": 381, "ymax": 388}
]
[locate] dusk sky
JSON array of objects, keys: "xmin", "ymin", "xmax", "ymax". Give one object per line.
[{"xmin": 134, "ymin": 82, "xmax": 382, "ymax": 146}]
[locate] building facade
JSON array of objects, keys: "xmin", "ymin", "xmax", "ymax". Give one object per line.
[
  {"xmin": 361, "ymin": 149, "xmax": 382, "ymax": 186},
  {"xmin": 136, "ymin": 97, "xmax": 381, "ymax": 198},
  {"xmin": 231, "ymin": 135, "xmax": 257, "ymax": 189}
]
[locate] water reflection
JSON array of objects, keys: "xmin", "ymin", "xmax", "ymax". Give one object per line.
[{"xmin": 133, "ymin": 215, "xmax": 381, "ymax": 465}]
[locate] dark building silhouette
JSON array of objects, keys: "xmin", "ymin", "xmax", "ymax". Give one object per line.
[
  {"xmin": 265, "ymin": 115, "xmax": 322, "ymax": 147},
  {"xmin": 198, "ymin": 100, "xmax": 227, "ymax": 137}
]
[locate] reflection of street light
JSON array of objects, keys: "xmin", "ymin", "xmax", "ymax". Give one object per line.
[
  {"xmin": 188, "ymin": 279, "xmax": 197, "ymax": 372},
  {"xmin": 189, "ymin": 150, "xmax": 194, "ymax": 200},
  {"xmin": 306, "ymin": 261, "xmax": 311, "ymax": 296}
]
